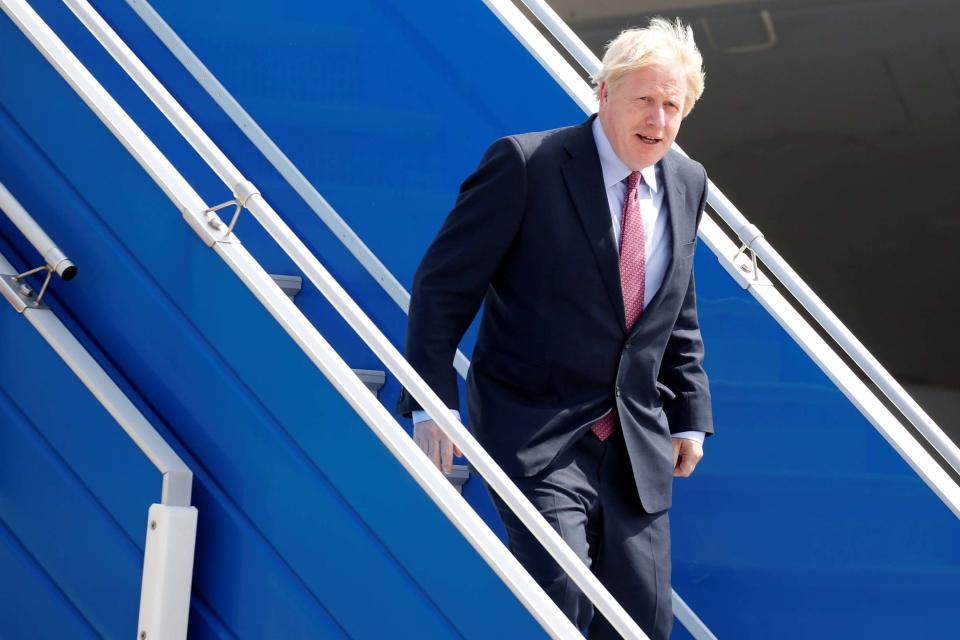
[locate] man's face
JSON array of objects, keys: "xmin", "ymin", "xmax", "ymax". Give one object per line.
[{"xmin": 598, "ymin": 63, "xmax": 687, "ymax": 170}]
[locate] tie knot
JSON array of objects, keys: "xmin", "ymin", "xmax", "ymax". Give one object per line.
[{"xmin": 626, "ymin": 171, "xmax": 642, "ymax": 191}]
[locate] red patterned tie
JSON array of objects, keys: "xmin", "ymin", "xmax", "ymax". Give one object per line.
[{"xmin": 592, "ymin": 171, "xmax": 646, "ymax": 441}]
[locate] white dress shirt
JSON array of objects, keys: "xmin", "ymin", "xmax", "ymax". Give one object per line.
[
  {"xmin": 414, "ymin": 122, "xmax": 704, "ymax": 445},
  {"xmin": 593, "ymin": 119, "xmax": 704, "ymax": 444}
]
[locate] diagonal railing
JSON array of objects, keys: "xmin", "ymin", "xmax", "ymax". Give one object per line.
[
  {"xmin": 0, "ymin": 180, "xmax": 197, "ymax": 640},
  {"xmin": 1, "ymin": 0, "xmax": 647, "ymax": 636}
]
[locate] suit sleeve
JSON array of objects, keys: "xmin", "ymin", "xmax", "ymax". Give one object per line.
[
  {"xmin": 397, "ymin": 136, "xmax": 527, "ymax": 417},
  {"xmin": 659, "ymin": 167, "xmax": 714, "ymax": 435}
]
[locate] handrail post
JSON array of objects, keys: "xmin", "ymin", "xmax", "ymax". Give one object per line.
[{"xmin": 138, "ymin": 504, "xmax": 198, "ymax": 640}]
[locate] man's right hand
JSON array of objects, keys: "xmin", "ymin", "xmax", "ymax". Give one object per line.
[{"xmin": 413, "ymin": 419, "xmax": 462, "ymax": 474}]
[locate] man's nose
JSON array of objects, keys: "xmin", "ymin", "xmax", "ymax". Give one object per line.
[{"xmin": 647, "ymin": 106, "xmax": 666, "ymax": 129}]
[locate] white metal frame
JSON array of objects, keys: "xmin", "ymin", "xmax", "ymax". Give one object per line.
[
  {"xmin": 2, "ymin": 1, "xmax": 606, "ymax": 637},
  {"xmin": 0, "ymin": 192, "xmax": 196, "ymax": 640},
  {"xmin": 506, "ymin": 0, "xmax": 960, "ymax": 480}
]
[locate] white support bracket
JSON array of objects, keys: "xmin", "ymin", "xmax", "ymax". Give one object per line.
[
  {"xmin": 204, "ymin": 179, "xmax": 260, "ymax": 237},
  {"xmin": 0, "ymin": 272, "xmax": 37, "ymax": 313},
  {"xmin": 137, "ymin": 504, "xmax": 198, "ymax": 640},
  {"xmin": 725, "ymin": 222, "xmax": 769, "ymax": 289},
  {"xmin": 705, "ymin": 218, "xmax": 772, "ymax": 291},
  {"xmin": 183, "ymin": 202, "xmax": 238, "ymax": 248}
]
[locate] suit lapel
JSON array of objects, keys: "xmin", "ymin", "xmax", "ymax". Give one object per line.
[{"xmin": 561, "ymin": 118, "xmax": 627, "ymax": 333}]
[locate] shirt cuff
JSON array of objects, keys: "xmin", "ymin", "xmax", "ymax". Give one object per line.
[
  {"xmin": 412, "ymin": 409, "xmax": 462, "ymax": 425},
  {"xmin": 672, "ymin": 430, "xmax": 705, "ymax": 444}
]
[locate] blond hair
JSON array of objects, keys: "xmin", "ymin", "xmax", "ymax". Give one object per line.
[{"xmin": 593, "ymin": 18, "xmax": 705, "ymax": 116}]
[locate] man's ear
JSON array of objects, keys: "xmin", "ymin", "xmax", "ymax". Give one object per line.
[{"xmin": 599, "ymin": 81, "xmax": 608, "ymax": 106}]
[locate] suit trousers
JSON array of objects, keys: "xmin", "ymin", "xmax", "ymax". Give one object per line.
[{"xmin": 489, "ymin": 427, "xmax": 672, "ymax": 640}]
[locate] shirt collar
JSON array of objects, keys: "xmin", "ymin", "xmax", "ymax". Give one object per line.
[{"xmin": 592, "ymin": 117, "xmax": 659, "ymax": 193}]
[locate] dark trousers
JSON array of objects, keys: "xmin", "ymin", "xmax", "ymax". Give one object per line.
[{"xmin": 490, "ymin": 428, "xmax": 672, "ymax": 639}]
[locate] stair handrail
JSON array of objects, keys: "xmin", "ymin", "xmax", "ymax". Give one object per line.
[
  {"xmin": 507, "ymin": 0, "xmax": 960, "ymax": 479},
  {"xmin": 0, "ymin": 181, "xmax": 193, "ymax": 505},
  {"xmin": 2, "ymin": 1, "xmax": 624, "ymax": 636},
  {"xmin": 0, "ymin": 180, "xmax": 76, "ymax": 280},
  {"xmin": 0, "ymin": 195, "xmax": 196, "ymax": 640}
]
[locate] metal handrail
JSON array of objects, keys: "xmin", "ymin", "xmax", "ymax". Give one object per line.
[
  {"xmin": 0, "ymin": 195, "xmax": 196, "ymax": 640},
  {"xmin": 4, "ymin": 1, "xmax": 592, "ymax": 636},
  {"xmin": 59, "ymin": 0, "xmax": 653, "ymax": 636},
  {"xmin": 0, "ymin": 181, "xmax": 76, "ymax": 281},
  {"xmin": 0, "ymin": 185, "xmax": 192, "ymax": 503},
  {"xmin": 510, "ymin": 0, "xmax": 960, "ymax": 478}
]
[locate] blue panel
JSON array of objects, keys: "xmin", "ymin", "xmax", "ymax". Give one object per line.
[
  {"xmin": 0, "ymin": 380, "xmax": 143, "ymax": 638},
  {"xmin": 668, "ymin": 250, "xmax": 960, "ymax": 638},
  {"xmin": 0, "ymin": 516, "xmax": 99, "ymax": 639}
]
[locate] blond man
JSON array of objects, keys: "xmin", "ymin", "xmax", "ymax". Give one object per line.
[{"xmin": 400, "ymin": 18, "xmax": 713, "ymax": 639}]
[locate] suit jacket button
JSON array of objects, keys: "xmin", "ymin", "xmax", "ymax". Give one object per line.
[
  {"xmin": 624, "ymin": 341, "xmax": 631, "ymax": 350},
  {"xmin": 615, "ymin": 387, "xmax": 621, "ymax": 397}
]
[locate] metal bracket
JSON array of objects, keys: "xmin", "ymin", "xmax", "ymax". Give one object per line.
[
  {"xmin": 732, "ymin": 243, "xmax": 760, "ymax": 283},
  {"xmin": 15, "ymin": 264, "xmax": 56, "ymax": 304},
  {"xmin": 722, "ymin": 223, "xmax": 772, "ymax": 289},
  {"xmin": 204, "ymin": 180, "xmax": 260, "ymax": 236},
  {"xmin": 0, "ymin": 260, "xmax": 60, "ymax": 312},
  {"xmin": 0, "ymin": 272, "xmax": 44, "ymax": 313}
]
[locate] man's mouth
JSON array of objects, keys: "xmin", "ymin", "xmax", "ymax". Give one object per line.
[{"xmin": 636, "ymin": 134, "xmax": 661, "ymax": 145}]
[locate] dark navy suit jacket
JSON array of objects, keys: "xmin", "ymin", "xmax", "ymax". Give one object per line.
[{"xmin": 398, "ymin": 115, "xmax": 713, "ymax": 513}]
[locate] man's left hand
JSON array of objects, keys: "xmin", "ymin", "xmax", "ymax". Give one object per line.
[{"xmin": 672, "ymin": 437, "xmax": 703, "ymax": 477}]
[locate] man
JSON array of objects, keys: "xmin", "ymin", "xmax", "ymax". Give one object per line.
[{"xmin": 398, "ymin": 18, "xmax": 713, "ymax": 640}]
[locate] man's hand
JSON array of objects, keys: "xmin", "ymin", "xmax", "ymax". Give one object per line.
[
  {"xmin": 672, "ymin": 437, "xmax": 704, "ymax": 477},
  {"xmin": 413, "ymin": 419, "xmax": 462, "ymax": 474}
]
